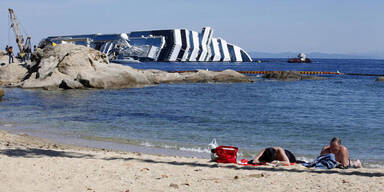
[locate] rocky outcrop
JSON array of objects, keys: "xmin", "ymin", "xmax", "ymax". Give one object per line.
[
  {"xmin": 1, "ymin": 44, "xmax": 251, "ymax": 90},
  {"xmin": 0, "ymin": 56, "xmax": 28, "ymax": 86},
  {"xmin": 142, "ymin": 69, "xmax": 251, "ymax": 84},
  {"xmin": 0, "ymin": 88, "xmax": 4, "ymax": 101},
  {"xmin": 263, "ymin": 71, "xmax": 324, "ymax": 81}
]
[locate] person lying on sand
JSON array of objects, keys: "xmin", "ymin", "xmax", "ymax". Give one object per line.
[
  {"xmin": 320, "ymin": 137, "xmax": 363, "ymax": 168},
  {"xmin": 248, "ymin": 147, "xmax": 296, "ymax": 166}
]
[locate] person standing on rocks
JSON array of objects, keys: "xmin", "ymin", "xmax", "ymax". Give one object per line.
[
  {"xmin": 24, "ymin": 46, "xmax": 31, "ymax": 61},
  {"xmin": 8, "ymin": 46, "xmax": 14, "ymax": 64}
]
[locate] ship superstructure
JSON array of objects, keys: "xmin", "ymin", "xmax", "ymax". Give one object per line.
[{"xmin": 46, "ymin": 27, "xmax": 252, "ymax": 62}]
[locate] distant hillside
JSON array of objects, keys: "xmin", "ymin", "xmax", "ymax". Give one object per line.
[{"xmin": 249, "ymin": 52, "xmax": 384, "ymax": 59}]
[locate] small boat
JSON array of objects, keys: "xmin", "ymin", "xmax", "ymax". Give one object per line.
[{"xmin": 288, "ymin": 53, "xmax": 312, "ymax": 63}]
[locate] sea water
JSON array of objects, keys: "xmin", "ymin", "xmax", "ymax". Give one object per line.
[{"xmin": 0, "ymin": 59, "xmax": 383, "ymax": 168}]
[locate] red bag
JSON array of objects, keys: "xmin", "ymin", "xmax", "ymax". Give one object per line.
[{"xmin": 211, "ymin": 146, "xmax": 238, "ymax": 163}]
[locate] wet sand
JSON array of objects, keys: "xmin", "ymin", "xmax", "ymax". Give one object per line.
[{"xmin": 0, "ymin": 129, "xmax": 383, "ymax": 192}]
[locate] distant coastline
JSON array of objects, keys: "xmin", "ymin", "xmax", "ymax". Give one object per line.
[{"xmin": 249, "ymin": 51, "xmax": 384, "ymax": 60}]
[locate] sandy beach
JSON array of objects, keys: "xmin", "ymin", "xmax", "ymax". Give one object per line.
[{"xmin": 0, "ymin": 129, "xmax": 382, "ymax": 192}]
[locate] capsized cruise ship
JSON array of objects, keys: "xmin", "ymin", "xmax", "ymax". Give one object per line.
[{"xmin": 46, "ymin": 27, "xmax": 252, "ymax": 62}]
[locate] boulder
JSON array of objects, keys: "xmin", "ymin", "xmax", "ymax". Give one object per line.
[
  {"xmin": 263, "ymin": 71, "xmax": 324, "ymax": 81},
  {"xmin": 178, "ymin": 69, "xmax": 251, "ymax": 83},
  {"xmin": 0, "ymin": 88, "xmax": 4, "ymax": 101},
  {"xmin": 376, "ymin": 77, "xmax": 384, "ymax": 81},
  {"xmin": 19, "ymin": 44, "xmax": 151, "ymax": 89},
  {"xmin": 0, "ymin": 62, "xmax": 28, "ymax": 86},
  {"xmin": 142, "ymin": 69, "xmax": 251, "ymax": 84},
  {"xmin": 75, "ymin": 64, "xmax": 151, "ymax": 89}
]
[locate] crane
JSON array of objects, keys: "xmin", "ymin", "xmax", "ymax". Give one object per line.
[{"xmin": 8, "ymin": 8, "xmax": 31, "ymax": 54}]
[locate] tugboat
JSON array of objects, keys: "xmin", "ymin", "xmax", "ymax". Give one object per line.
[{"xmin": 288, "ymin": 53, "xmax": 312, "ymax": 63}]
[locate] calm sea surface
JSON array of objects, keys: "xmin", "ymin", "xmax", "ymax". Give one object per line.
[{"xmin": 1, "ymin": 59, "xmax": 383, "ymax": 167}]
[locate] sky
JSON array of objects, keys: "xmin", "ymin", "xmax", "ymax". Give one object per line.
[{"xmin": 1, "ymin": 0, "xmax": 383, "ymax": 58}]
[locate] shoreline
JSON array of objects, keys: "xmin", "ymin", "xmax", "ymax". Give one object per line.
[
  {"xmin": 0, "ymin": 129, "xmax": 383, "ymax": 191},
  {"xmin": 2, "ymin": 122, "xmax": 384, "ymax": 169},
  {"xmin": 0, "ymin": 123, "xmax": 211, "ymax": 159}
]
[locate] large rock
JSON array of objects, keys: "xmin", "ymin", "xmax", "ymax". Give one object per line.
[
  {"xmin": 0, "ymin": 88, "xmax": 4, "ymax": 101},
  {"xmin": 19, "ymin": 44, "xmax": 150, "ymax": 89},
  {"xmin": 376, "ymin": 77, "xmax": 384, "ymax": 81},
  {"xmin": 75, "ymin": 64, "xmax": 151, "ymax": 89},
  {"xmin": 8, "ymin": 44, "xmax": 251, "ymax": 90},
  {"xmin": 0, "ymin": 58, "xmax": 28, "ymax": 86},
  {"xmin": 263, "ymin": 71, "xmax": 324, "ymax": 81},
  {"xmin": 142, "ymin": 69, "xmax": 251, "ymax": 84}
]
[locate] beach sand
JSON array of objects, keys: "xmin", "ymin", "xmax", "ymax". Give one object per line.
[{"xmin": 0, "ymin": 129, "xmax": 382, "ymax": 192}]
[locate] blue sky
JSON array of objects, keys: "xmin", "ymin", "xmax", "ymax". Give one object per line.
[{"xmin": 1, "ymin": 0, "xmax": 383, "ymax": 57}]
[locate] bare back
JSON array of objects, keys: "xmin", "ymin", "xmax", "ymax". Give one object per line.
[
  {"xmin": 321, "ymin": 144, "xmax": 349, "ymax": 166},
  {"xmin": 335, "ymin": 145, "xmax": 349, "ymax": 166}
]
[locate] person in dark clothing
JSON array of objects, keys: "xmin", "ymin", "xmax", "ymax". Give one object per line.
[
  {"xmin": 250, "ymin": 147, "xmax": 296, "ymax": 166},
  {"xmin": 31, "ymin": 45, "xmax": 38, "ymax": 62},
  {"xmin": 8, "ymin": 46, "xmax": 14, "ymax": 64},
  {"xmin": 24, "ymin": 47, "xmax": 31, "ymax": 61}
]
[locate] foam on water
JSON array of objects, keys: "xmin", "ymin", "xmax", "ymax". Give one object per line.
[
  {"xmin": 140, "ymin": 142, "xmax": 155, "ymax": 147},
  {"xmin": 141, "ymin": 141, "xmax": 212, "ymax": 154},
  {"xmin": 179, "ymin": 147, "xmax": 211, "ymax": 154}
]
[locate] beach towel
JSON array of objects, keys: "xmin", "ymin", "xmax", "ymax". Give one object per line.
[{"xmin": 302, "ymin": 153, "xmax": 338, "ymax": 169}]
